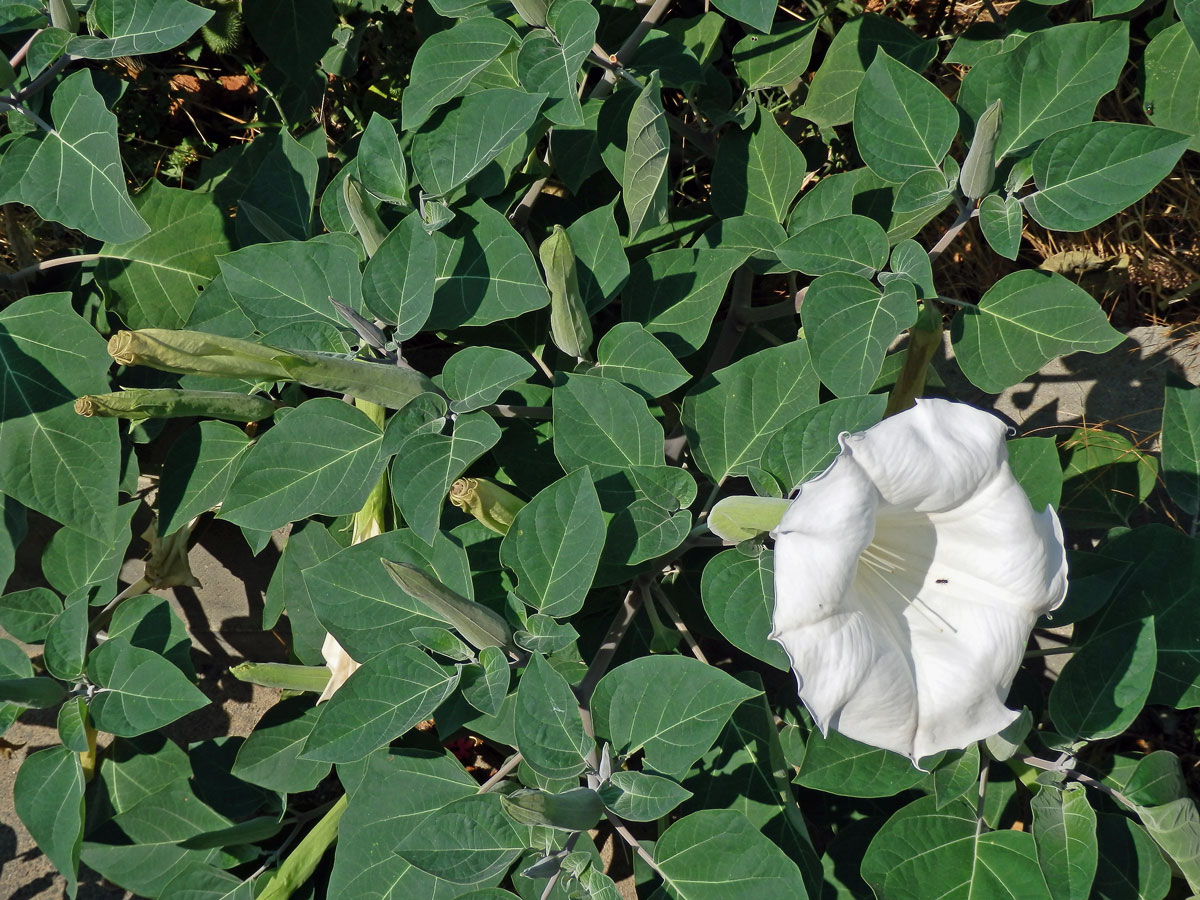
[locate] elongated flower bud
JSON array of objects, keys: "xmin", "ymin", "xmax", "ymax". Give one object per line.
[
  {"xmin": 109, "ymin": 328, "xmax": 439, "ymax": 410},
  {"xmin": 540, "ymin": 225, "xmax": 593, "ymax": 360},
  {"xmin": 884, "ymin": 301, "xmax": 945, "ymax": 417},
  {"xmin": 501, "ymin": 788, "xmax": 604, "ymax": 831},
  {"xmin": 959, "ymin": 99, "xmax": 1003, "ymax": 201},
  {"xmin": 449, "ymin": 477, "xmax": 525, "ymax": 535},
  {"xmin": 74, "ymin": 389, "xmax": 275, "ymax": 422}
]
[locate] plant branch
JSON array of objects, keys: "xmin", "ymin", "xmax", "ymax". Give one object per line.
[
  {"xmin": 590, "ymin": 0, "xmax": 673, "ymax": 99},
  {"xmin": 478, "ymin": 752, "xmax": 523, "ymax": 792},
  {"xmin": 0, "ymin": 95, "xmax": 54, "ymax": 133},
  {"xmin": 577, "ymin": 580, "xmax": 646, "ymax": 701},
  {"xmin": 608, "ymin": 811, "xmax": 667, "ymax": 880},
  {"xmin": 0, "ymin": 252, "xmax": 102, "ymax": 286},
  {"xmin": 649, "ymin": 581, "xmax": 707, "ymax": 664},
  {"xmin": 927, "ymin": 204, "xmax": 979, "ymax": 264},
  {"xmin": 484, "ymin": 404, "xmax": 552, "ymax": 419},
  {"xmin": 11, "ymin": 54, "xmax": 71, "ymax": 102},
  {"xmin": 7, "ymin": 29, "xmax": 41, "ymax": 70},
  {"xmin": 1020, "ymin": 756, "xmax": 1134, "ymax": 809}
]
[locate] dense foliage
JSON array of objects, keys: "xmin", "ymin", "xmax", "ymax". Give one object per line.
[{"xmin": 1, "ymin": 0, "xmax": 1199, "ymax": 896}]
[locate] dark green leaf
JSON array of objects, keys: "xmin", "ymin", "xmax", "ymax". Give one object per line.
[
  {"xmin": 623, "ymin": 72, "xmax": 670, "ymax": 239},
  {"xmin": 304, "ymin": 644, "xmax": 460, "ymax": 762},
  {"xmin": 601, "ymin": 771, "xmax": 692, "ymax": 822},
  {"xmin": 978, "ymin": 193, "xmax": 1023, "ymax": 260},
  {"xmin": 553, "ymin": 372, "xmax": 664, "ymax": 475},
  {"xmin": 0, "ymin": 675, "xmax": 68, "ymax": 708},
  {"xmin": 593, "ymin": 322, "xmax": 690, "ymax": 398},
  {"xmin": 1008, "ymin": 436, "xmax": 1063, "ymax": 511},
  {"xmin": 0, "ymin": 587, "xmax": 61, "ymax": 643},
  {"xmin": 568, "ymin": 200, "xmax": 629, "ymax": 313},
  {"xmin": 87, "ymin": 638, "xmax": 208, "ymax": 736},
  {"xmin": 108, "ymin": 594, "xmax": 195, "ymax": 678},
  {"xmin": 439, "ymin": 346, "xmax": 534, "ymax": 413},
  {"xmin": 67, "ymin": 0, "xmax": 212, "ymax": 57},
  {"xmin": 932, "ymin": 744, "xmax": 980, "ymax": 809},
  {"xmin": 701, "ymin": 549, "xmax": 788, "ymax": 669},
  {"xmin": 777, "ymin": 214, "xmax": 889, "ymax": 277},
  {"xmin": 515, "ymin": 653, "xmax": 593, "ymax": 780},
  {"xmin": 621, "ymin": 248, "xmax": 745, "ymax": 355},
  {"xmin": 711, "ymin": 107, "xmax": 808, "ymax": 223},
  {"xmin": 233, "ymin": 697, "xmax": 330, "ymax": 793},
  {"xmin": 516, "ymin": 0, "xmax": 598, "ymax": 127},
  {"xmin": 14, "ymin": 746, "xmax": 84, "ymax": 897},
  {"xmin": 1031, "ymin": 784, "xmax": 1098, "ymax": 900},
  {"xmin": 402, "ymin": 18, "xmax": 517, "ymax": 131},
  {"xmin": 732, "ymin": 17, "xmax": 821, "ymax": 89},
  {"xmin": 760, "ymin": 394, "xmax": 887, "ymax": 492},
  {"xmin": 1163, "ymin": 372, "xmax": 1200, "ymax": 520},
  {"xmin": 795, "ymin": 727, "xmax": 927, "ymax": 797},
  {"xmin": 43, "ymin": 588, "xmax": 88, "ymax": 681},
  {"xmin": 1144, "ymin": 24, "xmax": 1200, "ymax": 152},
  {"xmin": 358, "ymin": 113, "xmax": 409, "ymax": 204},
  {"xmin": 362, "ymin": 212, "xmax": 436, "ymax": 338},
  {"xmin": 394, "ymin": 793, "xmax": 524, "ymax": 883},
  {"xmin": 158, "ymin": 420, "xmax": 253, "ymax": 535},
  {"xmin": 461, "ymin": 645, "xmax": 509, "ymax": 716},
  {"xmin": 232, "ymin": 130, "xmax": 318, "ymax": 244},
  {"xmin": 1091, "ymin": 813, "xmax": 1170, "ymax": 900}
]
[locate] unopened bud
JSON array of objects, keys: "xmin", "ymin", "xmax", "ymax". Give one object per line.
[
  {"xmin": 74, "ymin": 389, "xmax": 275, "ymax": 422},
  {"xmin": 959, "ymin": 99, "xmax": 1003, "ymax": 201},
  {"xmin": 449, "ymin": 477, "xmax": 526, "ymax": 535},
  {"xmin": 501, "ymin": 788, "xmax": 604, "ymax": 831},
  {"xmin": 540, "ymin": 226, "xmax": 593, "ymax": 360}
]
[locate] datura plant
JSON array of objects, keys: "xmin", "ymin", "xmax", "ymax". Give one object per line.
[{"xmin": 1, "ymin": 0, "xmax": 1199, "ymax": 899}]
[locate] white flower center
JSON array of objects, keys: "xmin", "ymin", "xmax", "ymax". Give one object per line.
[{"xmin": 857, "ymin": 539, "xmax": 957, "ymax": 634}]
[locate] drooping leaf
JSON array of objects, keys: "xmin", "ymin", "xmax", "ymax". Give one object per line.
[
  {"xmin": 853, "ymin": 50, "xmax": 958, "ymax": 184},
  {"xmin": 231, "ymin": 130, "xmax": 318, "ymax": 245},
  {"xmin": 682, "ymin": 341, "xmax": 819, "ymax": 482},
  {"xmin": 931, "ymin": 745, "xmax": 980, "ymax": 809},
  {"xmin": 1023, "ymin": 123, "xmax": 1190, "ymax": 232},
  {"xmin": 500, "ymin": 469, "xmax": 605, "ymax": 617},
  {"xmin": 957, "ymin": 21, "xmax": 1129, "ymax": 159},
  {"xmin": 232, "ymin": 698, "xmax": 331, "ymax": 793},
  {"xmin": 621, "ymin": 248, "xmax": 746, "ymax": 355},
  {"xmin": 1031, "ymin": 784, "xmax": 1098, "ymax": 900},
  {"xmin": 13, "ymin": 746, "xmax": 84, "ymax": 898},
  {"xmin": 402, "ymin": 17, "xmax": 517, "ymax": 131},
  {"xmin": 951, "ymin": 269, "xmax": 1124, "ymax": 393},
  {"xmin": 515, "ymin": 653, "xmax": 594, "ymax": 779},
  {"xmin": 591, "ymin": 656, "xmax": 760, "ymax": 779},
  {"xmin": 710, "ymin": 106, "xmax": 808, "ymax": 223},
  {"xmin": 623, "ymin": 71, "xmax": 670, "ymax": 239},
  {"xmin": 1091, "ymin": 814, "xmax": 1171, "ymax": 900},
  {"xmin": 242, "ymin": 0, "xmax": 334, "ymax": 82},
  {"xmin": 220, "ymin": 398, "xmax": 387, "ymax": 531},
  {"xmin": 461, "ymin": 645, "xmax": 510, "ymax": 716},
  {"xmin": 654, "ymin": 810, "xmax": 809, "ymax": 900},
  {"xmin": 303, "ymin": 644, "xmax": 461, "ymax": 762},
  {"xmin": 804, "ymin": 273, "xmax": 917, "ymax": 397},
  {"xmin": 567, "ymin": 200, "xmax": 630, "ymax": 313},
  {"xmin": 701, "ymin": 549, "xmax": 788, "ymax": 669},
  {"xmin": 67, "ymin": 0, "xmax": 212, "ymax": 57},
  {"xmin": 88, "ymin": 638, "xmax": 208, "ymax": 736},
  {"xmin": 358, "ymin": 113, "xmax": 410, "ymax": 204},
  {"xmin": 1008, "ymin": 436, "xmax": 1064, "ymax": 511},
  {"xmin": 0, "ymin": 70, "xmax": 148, "ymax": 242}
]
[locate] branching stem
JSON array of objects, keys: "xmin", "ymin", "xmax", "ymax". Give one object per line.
[
  {"xmin": 1, "ymin": 252, "xmax": 102, "ymax": 286},
  {"xmin": 1020, "ymin": 755, "xmax": 1134, "ymax": 809}
]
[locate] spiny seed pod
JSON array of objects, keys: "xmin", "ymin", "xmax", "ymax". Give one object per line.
[
  {"xmin": 959, "ymin": 99, "xmax": 1003, "ymax": 202},
  {"xmin": 200, "ymin": 0, "xmax": 244, "ymax": 55},
  {"xmin": 449, "ymin": 477, "xmax": 526, "ymax": 535},
  {"xmin": 501, "ymin": 788, "xmax": 605, "ymax": 832},
  {"xmin": 540, "ymin": 225, "xmax": 593, "ymax": 360},
  {"xmin": 74, "ymin": 389, "xmax": 275, "ymax": 422}
]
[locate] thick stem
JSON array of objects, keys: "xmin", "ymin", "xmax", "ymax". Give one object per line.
[
  {"xmin": 477, "ymin": 752, "xmax": 523, "ymax": 792},
  {"xmin": 928, "ymin": 204, "xmax": 978, "ymax": 264},
  {"xmin": 0, "ymin": 252, "xmax": 102, "ymax": 286}
]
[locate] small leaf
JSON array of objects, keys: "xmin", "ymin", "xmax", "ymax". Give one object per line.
[
  {"xmin": 932, "ymin": 744, "xmax": 980, "ymax": 809},
  {"xmin": 885, "ymin": 239, "xmax": 935, "ymax": 298},
  {"xmin": 623, "ymin": 71, "xmax": 670, "ymax": 239},
  {"xmin": 1144, "ymin": 24, "xmax": 1200, "ymax": 153},
  {"xmin": 362, "ymin": 212, "xmax": 436, "ymax": 338},
  {"xmin": 732, "ymin": 17, "xmax": 821, "ymax": 89},
  {"xmin": 157, "ymin": 420, "xmax": 253, "ymax": 535},
  {"xmin": 960, "ymin": 98, "xmax": 1003, "ymax": 200},
  {"xmin": 600, "ymin": 771, "xmax": 692, "ymax": 822},
  {"xmin": 515, "ymin": 654, "xmax": 594, "ymax": 780},
  {"xmin": 502, "ymin": 787, "xmax": 604, "ymax": 831},
  {"xmin": 461, "ymin": 645, "xmax": 509, "ymax": 716},
  {"xmin": 541, "ymin": 225, "xmax": 593, "ymax": 359},
  {"xmin": 795, "ymin": 727, "xmax": 928, "ymax": 797},
  {"xmin": 701, "ymin": 549, "xmax": 789, "ymax": 669},
  {"xmin": 233, "ymin": 698, "xmax": 332, "ymax": 793},
  {"xmin": 516, "ymin": 0, "xmax": 598, "ymax": 127},
  {"xmin": 1163, "ymin": 372, "xmax": 1200, "ymax": 520},
  {"xmin": 358, "ymin": 113, "xmax": 409, "ymax": 204},
  {"xmin": 303, "ymin": 644, "xmax": 460, "ymax": 762},
  {"xmin": 0, "ymin": 587, "xmax": 62, "ymax": 643},
  {"xmin": 553, "ymin": 373, "xmax": 664, "ymax": 476},
  {"xmin": 43, "ymin": 589, "xmax": 88, "ymax": 682},
  {"xmin": 760, "ymin": 394, "xmax": 887, "ymax": 492},
  {"xmin": 710, "ymin": 107, "xmax": 808, "ymax": 223},
  {"xmin": 593, "ymin": 322, "xmax": 690, "ymax": 398},
  {"xmin": 382, "ymin": 558, "xmax": 513, "ymax": 653},
  {"xmin": 978, "ymin": 193, "xmax": 1023, "ymax": 260}
]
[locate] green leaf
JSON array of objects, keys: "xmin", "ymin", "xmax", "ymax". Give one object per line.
[
  {"xmin": 777, "ymin": 214, "xmax": 889, "ymax": 277},
  {"xmin": 893, "ymin": 163, "xmax": 956, "ymax": 214},
  {"xmin": 67, "ymin": 0, "xmax": 211, "ymax": 57},
  {"xmin": 701, "ymin": 549, "xmax": 788, "ymax": 669},
  {"xmin": 950, "ymin": 269, "xmax": 1124, "ymax": 393},
  {"xmin": 710, "ymin": 107, "xmax": 808, "ymax": 223},
  {"xmin": 0, "ymin": 70, "xmax": 148, "ymax": 242},
  {"xmin": 0, "ymin": 675, "xmax": 68, "ymax": 708},
  {"xmin": 242, "ymin": 0, "xmax": 332, "ymax": 82},
  {"xmin": 157, "ymin": 420, "xmax": 253, "ymax": 535},
  {"xmin": 402, "ymin": 17, "xmax": 517, "ymax": 131},
  {"xmin": 394, "ymin": 793, "xmax": 524, "ymax": 883},
  {"xmin": 805, "ymin": 273, "xmax": 917, "ymax": 397},
  {"xmin": 957, "ymin": 21, "xmax": 1129, "ymax": 159},
  {"xmin": 593, "ymin": 322, "xmax": 690, "ymax": 398},
  {"xmin": 413, "ymin": 88, "xmax": 546, "ymax": 196},
  {"xmin": 0, "ymin": 587, "xmax": 61, "ymax": 643},
  {"xmin": 1163, "ymin": 372, "xmax": 1200, "ymax": 519},
  {"xmin": 795, "ymin": 727, "xmax": 927, "ymax": 797},
  {"xmin": 88, "ymin": 638, "xmax": 208, "ymax": 736},
  {"xmin": 682, "ymin": 341, "xmax": 819, "ymax": 482},
  {"xmin": 221, "ymin": 398, "xmax": 386, "ymax": 531},
  {"xmin": 14, "ymin": 746, "xmax": 84, "ymax": 898},
  {"xmin": 801, "ymin": 14, "xmax": 935, "ymax": 129},
  {"xmin": 330, "ymin": 748, "xmax": 483, "ymax": 898},
  {"xmin": 853, "ymin": 50, "xmax": 958, "ymax": 184},
  {"xmin": 429, "ymin": 200, "xmax": 550, "ymax": 329},
  {"xmin": 391, "ymin": 412, "xmax": 501, "ymax": 543},
  {"xmin": 1049, "ymin": 615, "xmax": 1156, "ymax": 740},
  {"xmin": 862, "ymin": 796, "xmax": 1053, "ymax": 900},
  {"xmin": 500, "ymin": 469, "xmax": 605, "ymax": 617},
  {"xmin": 978, "ymin": 193, "xmax": 1023, "ymax": 260},
  {"xmin": 358, "ymin": 113, "xmax": 409, "ymax": 204},
  {"xmin": 0, "ymin": 638, "xmax": 33, "ymax": 733},
  {"xmin": 732, "ymin": 17, "xmax": 821, "ymax": 89},
  {"xmin": 362, "ymin": 212, "xmax": 436, "ymax": 338},
  {"xmin": 516, "ymin": 0, "xmax": 598, "ymax": 127},
  {"xmin": 303, "ymin": 644, "xmax": 461, "ymax": 762},
  {"xmin": 601, "ymin": 771, "xmax": 692, "ymax": 822},
  {"xmin": 439, "ymin": 346, "xmax": 535, "ymax": 413},
  {"xmin": 553, "ymin": 372, "xmax": 664, "ymax": 475},
  {"xmin": 43, "ymin": 588, "xmax": 88, "ymax": 681},
  {"xmin": 108, "ymin": 594, "xmax": 195, "ymax": 678},
  {"xmin": 42, "ymin": 501, "xmax": 136, "ymax": 599},
  {"xmin": 882, "ymin": 239, "xmax": 935, "ymax": 298},
  {"xmin": 1024, "ymin": 123, "xmax": 1190, "ymax": 232},
  {"xmin": 159, "ymin": 864, "xmax": 255, "ymax": 900},
  {"xmin": 0, "ymin": 291, "xmax": 120, "ymax": 536},
  {"xmin": 218, "ymin": 238, "xmax": 363, "ymax": 338},
  {"xmin": 709, "ymin": 0, "xmax": 773, "ymax": 34},
  {"xmin": 568, "ymin": 200, "xmax": 629, "ymax": 313},
  {"xmin": 1144, "ymin": 24, "xmax": 1200, "ymax": 152},
  {"xmin": 1091, "ymin": 814, "xmax": 1171, "ymax": 900},
  {"xmin": 694, "ymin": 214, "xmax": 789, "ymax": 274},
  {"xmin": 1031, "ymin": 784, "xmax": 1098, "ymax": 900},
  {"xmin": 232, "ymin": 697, "xmax": 331, "ymax": 793},
  {"xmin": 1008, "ymin": 436, "xmax": 1063, "ymax": 511},
  {"xmin": 592, "ymin": 656, "xmax": 760, "ymax": 779},
  {"xmin": 760, "ymin": 394, "xmax": 887, "ymax": 492},
  {"xmin": 0, "ymin": 496, "xmax": 27, "ymax": 596},
  {"xmin": 623, "ymin": 71, "xmax": 670, "ymax": 239},
  {"xmin": 931, "ymin": 745, "xmax": 980, "ymax": 809},
  {"xmin": 98, "ymin": 182, "xmax": 232, "ymax": 330},
  {"xmin": 462, "ymin": 645, "xmax": 510, "ymax": 716},
  {"xmin": 621, "ymin": 248, "xmax": 746, "ymax": 355},
  {"xmin": 232, "ymin": 130, "xmax": 318, "ymax": 244},
  {"xmin": 57, "ymin": 695, "xmax": 89, "ymax": 751},
  {"xmin": 654, "ymin": 810, "xmax": 809, "ymax": 900},
  {"xmin": 515, "ymin": 653, "xmax": 593, "ymax": 779},
  {"xmin": 1059, "ymin": 429, "xmax": 1157, "ymax": 530},
  {"xmin": 305, "ymin": 530, "xmax": 473, "ymax": 661}
]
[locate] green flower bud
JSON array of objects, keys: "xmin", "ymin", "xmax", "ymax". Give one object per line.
[
  {"xmin": 540, "ymin": 225, "xmax": 593, "ymax": 360},
  {"xmin": 230, "ymin": 662, "xmax": 333, "ymax": 693},
  {"xmin": 448, "ymin": 477, "xmax": 526, "ymax": 535},
  {"xmin": 501, "ymin": 788, "xmax": 605, "ymax": 832},
  {"xmin": 74, "ymin": 388, "xmax": 276, "ymax": 422},
  {"xmin": 382, "ymin": 559, "xmax": 514, "ymax": 653},
  {"xmin": 884, "ymin": 300, "xmax": 944, "ymax": 417},
  {"xmin": 708, "ymin": 495, "xmax": 793, "ymax": 542},
  {"xmin": 959, "ymin": 99, "xmax": 1003, "ymax": 201}
]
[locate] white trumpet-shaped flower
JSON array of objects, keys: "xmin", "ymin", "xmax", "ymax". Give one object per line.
[{"xmin": 770, "ymin": 399, "xmax": 1068, "ymax": 762}]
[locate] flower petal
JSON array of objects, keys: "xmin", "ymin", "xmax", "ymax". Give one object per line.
[{"xmin": 318, "ymin": 632, "xmax": 360, "ymax": 703}]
